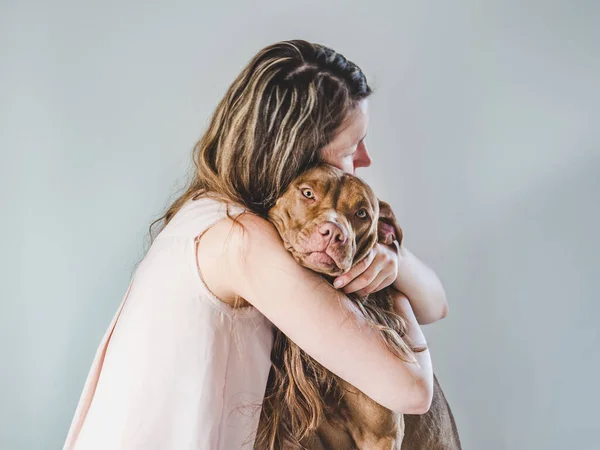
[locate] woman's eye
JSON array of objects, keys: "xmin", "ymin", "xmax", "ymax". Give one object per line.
[
  {"xmin": 302, "ymin": 188, "xmax": 314, "ymax": 199},
  {"xmin": 356, "ymin": 208, "xmax": 368, "ymax": 219}
]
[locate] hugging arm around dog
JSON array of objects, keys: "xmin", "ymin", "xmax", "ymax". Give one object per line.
[
  {"xmin": 63, "ymin": 40, "xmax": 449, "ymax": 450},
  {"xmin": 199, "ymin": 198, "xmax": 434, "ymax": 415}
]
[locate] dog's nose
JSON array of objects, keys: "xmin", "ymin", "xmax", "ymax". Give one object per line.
[{"xmin": 318, "ymin": 221, "xmax": 347, "ymax": 245}]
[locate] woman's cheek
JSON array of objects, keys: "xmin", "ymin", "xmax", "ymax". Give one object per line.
[
  {"xmin": 319, "ymin": 152, "xmax": 354, "ymax": 174},
  {"xmin": 344, "ymin": 158, "xmax": 355, "ymax": 174}
]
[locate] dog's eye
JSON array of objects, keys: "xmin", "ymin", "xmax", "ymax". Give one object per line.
[
  {"xmin": 356, "ymin": 208, "xmax": 368, "ymax": 219},
  {"xmin": 302, "ymin": 188, "xmax": 315, "ymax": 199}
]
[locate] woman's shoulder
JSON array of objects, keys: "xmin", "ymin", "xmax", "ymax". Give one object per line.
[
  {"xmin": 194, "ymin": 208, "xmax": 284, "ymax": 305},
  {"xmin": 203, "ymin": 209, "xmax": 282, "ymax": 257},
  {"xmin": 181, "ymin": 194, "xmax": 247, "ymax": 218},
  {"xmin": 158, "ymin": 194, "xmax": 250, "ymax": 239}
]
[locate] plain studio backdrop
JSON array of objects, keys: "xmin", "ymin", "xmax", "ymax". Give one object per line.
[{"xmin": 1, "ymin": 1, "xmax": 599, "ymax": 449}]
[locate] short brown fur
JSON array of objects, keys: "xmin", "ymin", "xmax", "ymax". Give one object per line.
[{"xmin": 255, "ymin": 164, "xmax": 460, "ymax": 450}]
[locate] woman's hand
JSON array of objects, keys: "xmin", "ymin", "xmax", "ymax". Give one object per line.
[{"xmin": 333, "ymin": 242, "xmax": 399, "ymax": 297}]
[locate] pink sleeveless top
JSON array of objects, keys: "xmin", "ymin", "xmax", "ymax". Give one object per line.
[{"xmin": 63, "ymin": 197, "xmax": 274, "ymax": 450}]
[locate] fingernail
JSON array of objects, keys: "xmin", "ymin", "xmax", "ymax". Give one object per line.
[{"xmin": 334, "ymin": 280, "xmax": 344, "ymax": 288}]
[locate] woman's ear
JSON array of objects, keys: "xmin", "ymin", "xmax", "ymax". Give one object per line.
[{"xmin": 377, "ymin": 200, "xmax": 403, "ymax": 246}]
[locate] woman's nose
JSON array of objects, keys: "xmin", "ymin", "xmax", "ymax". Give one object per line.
[{"xmin": 353, "ymin": 143, "xmax": 372, "ymax": 169}]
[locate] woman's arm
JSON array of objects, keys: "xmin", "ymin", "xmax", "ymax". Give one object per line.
[
  {"xmin": 332, "ymin": 243, "xmax": 448, "ymax": 325},
  {"xmin": 392, "ymin": 246, "xmax": 448, "ymax": 325},
  {"xmin": 198, "ymin": 214, "xmax": 433, "ymax": 414},
  {"xmin": 389, "ymin": 287, "xmax": 433, "ymax": 395}
]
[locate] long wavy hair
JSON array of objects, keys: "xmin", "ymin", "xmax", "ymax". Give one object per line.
[{"xmin": 149, "ymin": 40, "xmax": 372, "ymax": 239}]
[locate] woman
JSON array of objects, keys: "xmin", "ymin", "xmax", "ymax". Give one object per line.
[{"xmin": 63, "ymin": 40, "xmax": 448, "ymax": 450}]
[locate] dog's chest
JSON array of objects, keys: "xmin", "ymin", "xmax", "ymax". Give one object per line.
[{"xmin": 318, "ymin": 379, "xmax": 404, "ymax": 450}]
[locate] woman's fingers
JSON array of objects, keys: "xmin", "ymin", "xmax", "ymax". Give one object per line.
[
  {"xmin": 358, "ymin": 274, "xmax": 397, "ymax": 297},
  {"xmin": 333, "ymin": 248, "xmax": 376, "ymax": 289},
  {"xmin": 341, "ymin": 243, "xmax": 399, "ymax": 295},
  {"xmin": 343, "ymin": 262, "xmax": 382, "ymax": 294},
  {"xmin": 355, "ymin": 272, "xmax": 392, "ymax": 297}
]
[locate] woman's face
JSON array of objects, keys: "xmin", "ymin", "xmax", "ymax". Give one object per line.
[{"xmin": 319, "ymin": 99, "xmax": 372, "ymax": 175}]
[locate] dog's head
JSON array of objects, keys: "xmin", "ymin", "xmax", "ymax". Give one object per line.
[{"xmin": 268, "ymin": 164, "xmax": 403, "ymax": 277}]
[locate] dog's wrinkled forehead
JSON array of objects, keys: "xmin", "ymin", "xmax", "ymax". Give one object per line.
[
  {"xmin": 268, "ymin": 164, "xmax": 386, "ymax": 274},
  {"xmin": 292, "ymin": 165, "xmax": 379, "ymax": 215}
]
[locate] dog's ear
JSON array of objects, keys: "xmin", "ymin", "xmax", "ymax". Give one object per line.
[{"xmin": 377, "ymin": 200, "xmax": 403, "ymax": 246}]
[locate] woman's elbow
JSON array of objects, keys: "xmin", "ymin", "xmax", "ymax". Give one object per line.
[
  {"xmin": 385, "ymin": 376, "xmax": 433, "ymax": 415},
  {"xmin": 408, "ymin": 392, "xmax": 433, "ymax": 415},
  {"xmin": 398, "ymin": 383, "xmax": 433, "ymax": 415},
  {"xmin": 435, "ymin": 285, "xmax": 449, "ymax": 320},
  {"xmin": 439, "ymin": 300, "xmax": 449, "ymax": 320},
  {"xmin": 419, "ymin": 291, "xmax": 449, "ymax": 325},
  {"xmin": 417, "ymin": 305, "xmax": 448, "ymax": 325}
]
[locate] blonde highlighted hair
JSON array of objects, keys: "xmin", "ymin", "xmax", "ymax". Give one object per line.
[{"xmin": 149, "ymin": 39, "xmax": 372, "ymax": 238}]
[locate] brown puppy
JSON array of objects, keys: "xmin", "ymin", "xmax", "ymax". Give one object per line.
[{"xmin": 255, "ymin": 164, "xmax": 460, "ymax": 450}]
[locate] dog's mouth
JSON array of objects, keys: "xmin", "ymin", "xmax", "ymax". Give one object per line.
[
  {"xmin": 293, "ymin": 248, "xmax": 351, "ymax": 277},
  {"xmin": 273, "ymin": 214, "xmax": 354, "ymax": 276},
  {"xmin": 305, "ymin": 251, "xmax": 336, "ymax": 268}
]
